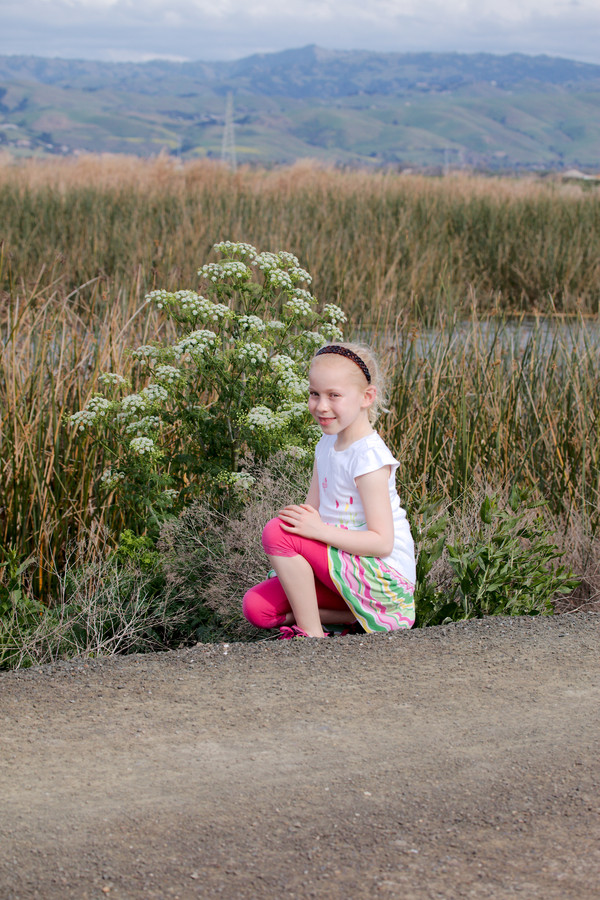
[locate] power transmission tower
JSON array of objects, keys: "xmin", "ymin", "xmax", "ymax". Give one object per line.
[{"xmin": 221, "ymin": 92, "xmax": 237, "ymax": 172}]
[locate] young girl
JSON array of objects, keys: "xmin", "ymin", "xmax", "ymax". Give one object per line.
[{"xmin": 242, "ymin": 342, "xmax": 416, "ymax": 638}]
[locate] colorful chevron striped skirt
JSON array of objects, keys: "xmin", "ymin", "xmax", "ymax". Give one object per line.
[{"xmin": 327, "ymin": 546, "xmax": 415, "ymax": 632}]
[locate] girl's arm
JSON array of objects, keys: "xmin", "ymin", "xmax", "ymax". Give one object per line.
[{"xmin": 278, "ymin": 465, "xmax": 394, "ymax": 558}]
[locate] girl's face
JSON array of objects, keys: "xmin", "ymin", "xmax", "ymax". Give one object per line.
[{"xmin": 308, "ymin": 356, "xmax": 375, "ymax": 445}]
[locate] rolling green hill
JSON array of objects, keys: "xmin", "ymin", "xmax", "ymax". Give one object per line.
[{"xmin": 1, "ymin": 46, "xmax": 599, "ymax": 169}]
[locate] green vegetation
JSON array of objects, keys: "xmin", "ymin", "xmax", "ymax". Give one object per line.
[
  {"xmin": 1, "ymin": 158, "xmax": 597, "ymax": 666},
  {"xmin": 414, "ymin": 491, "xmax": 580, "ymax": 627},
  {"xmin": 68, "ymin": 240, "xmax": 345, "ymax": 533}
]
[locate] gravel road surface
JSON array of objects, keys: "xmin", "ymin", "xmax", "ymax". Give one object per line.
[{"xmin": 1, "ymin": 613, "xmax": 599, "ymax": 899}]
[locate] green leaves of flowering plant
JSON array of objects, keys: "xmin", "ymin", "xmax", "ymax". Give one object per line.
[{"xmin": 69, "ymin": 242, "xmax": 348, "ymax": 532}]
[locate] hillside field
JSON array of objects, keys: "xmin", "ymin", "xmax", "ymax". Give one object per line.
[{"xmin": 2, "ymin": 47, "xmax": 600, "ymax": 169}]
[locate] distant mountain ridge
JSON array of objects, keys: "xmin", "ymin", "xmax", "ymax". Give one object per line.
[
  {"xmin": 1, "ymin": 46, "xmax": 600, "ymax": 169},
  {"xmin": 2, "ymin": 46, "xmax": 600, "ymax": 95}
]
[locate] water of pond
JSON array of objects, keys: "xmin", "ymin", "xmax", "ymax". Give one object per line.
[{"xmin": 362, "ymin": 316, "xmax": 600, "ymax": 358}]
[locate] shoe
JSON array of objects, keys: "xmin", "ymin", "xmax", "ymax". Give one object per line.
[
  {"xmin": 278, "ymin": 625, "xmax": 308, "ymax": 640},
  {"xmin": 277, "ymin": 626, "xmax": 331, "ymax": 640}
]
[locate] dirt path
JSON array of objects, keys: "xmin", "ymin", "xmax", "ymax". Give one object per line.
[{"xmin": 1, "ymin": 613, "xmax": 599, "ymax": 900}]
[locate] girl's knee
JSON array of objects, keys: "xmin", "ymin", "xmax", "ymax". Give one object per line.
[
  {"xmin": 242, "ymin": 583, "xmax": 286, "ymax": 630},
  {"xmin": 242, "ymin": 590, "xmax": 263, "ymax": 628},
  {"xmin": 262, "ymin": 517, "xmax": 295, "ymax": 556}
]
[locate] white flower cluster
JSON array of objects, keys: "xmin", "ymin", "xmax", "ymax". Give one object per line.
[
  {"xmin": 154, "ymin": 290, "xmax": 231, "ymax": 322},
  {"xmin": 237, "ymin": 342, "xmax": 268, "ymax": 365},
  {"xmin": 247, "ymin": 406, "xmax": 282, "ymax": 431},
  {"xmin": 69, "ymin": 396, "xmax": 112, "ymax": 431},
  {"xmin": 161, "ymin": 488, "xmax": 179, "ymax": 505},
  {"xmin": 125, "ymin": 415, "xmax": 161, "ymax": 436},
  {"xmin": 270, "ymin": 353, "xmax": 295, "ymax": 372},
  {"xmin": 99, "ymin": 372, "xmax": 127, "ymax": 387},
  {"xmin": 213, "ymin": 241, "xmax": 258, "ymax": 258},
  {"xmin": 207, "ymin": 303, "xmax": 232, "ymax": 322},
  {"xmin": 174, "ymin": 330, "xmax": 217, "ymax": 358},
  {"xmin": 118, "ymin": 384, "xmax": 169, "ymax": 422},
  {"xmin": 266, "ymin": 319, "xmax": 285, "ymax": 331},
  {"xmin": 120, "ymin": 393, "xmax": 148, "ymax": 418},
  {"xmin": 253, "ymin": 250, "xmax": 311, "ymax": 287},
  {"xmin": 129, "ymin": 436, "xmax": 158, "ymax": 456},
  {"xmin": 265, "ymin": 268, "xmax": 293, "ymax": 290},
  {"xmin": 141, "ymin": 384, "xmax": 169, "ymax": 404},
  {"xmin": 171, "ymin": 291, "xmax": 212, "ymax": 318},
  {"xmin": 284, "ymin": 445, "xmax": 308, "ymax": 460},
  {"xmin": 293, "ymin": 288, "xmax": 314, "ymax": 303},
  {"xmin": 270, "ymin": 355, "xmax": 309, "ymax": 399},
  {"xmin": 288, "ymin": 266, "xmax": 312, "ymax": 285},
  {"xmin": 199, "ymin": 261, "xmax": 250, "ymax": 284},
  {"xmin": 154, "ymin": 365, "xmax": 182, "ymax": 385},
  {"xmin": 284, "ymin": 297, "xmax": 313, "ymax": 317},
  {"xmin": 230, "ymin": 472, "xmax": 256, "ymax": 492},
  {"xmin": 100, "ymin": 468, "xmax": 126, "ymax": 489},
  {"xmin": 254, "ymin": 250, "xmax": 304, "ymax": 273},
  {"xmin": 323, "ymin": 304, "xmax": 347, "ymax": 325},
  {"xmin": 131, "ymin": 344, "xmax": 160, "ymax": 361},
  {"xmin": 320, "ymin": 323, "xmax": 345, "ymax": 342},
  {"xmin": 302, "ymin": 331, "xmax": 325, "ymax": 349},
  {"xmin": 175, "ymin": 294, "xmax": 232, "ymax": 323},
  {"xmin": 247, "ymin": 397, "xmax": 308, "ymax": 431},
  {"xmin": 145, "ymin": 289, "xmax": 173, "ymax": 310},
  {"xmin": 252, "ymin": 252, "xmax": 279, "ymax": 273},
  {"xmin": 238, "ymin": 314, "xmax": 266, "ymax": 333},
  {"xmin": 276, "ymin": 251, "xmax": 300, "ymax": 268},
  {"xmin": 279, "ymin": 401, "xmax": 308, "ymax": 421}
]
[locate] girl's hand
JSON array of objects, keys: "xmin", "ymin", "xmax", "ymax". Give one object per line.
[{"xmin": 278, "ymin": 504, "xmax": 325, "ymax": 541}]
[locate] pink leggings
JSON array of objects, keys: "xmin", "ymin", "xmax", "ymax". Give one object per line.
[{"xmin": 242, "ymin": 518, "xmax": 349, "ymax": 629}]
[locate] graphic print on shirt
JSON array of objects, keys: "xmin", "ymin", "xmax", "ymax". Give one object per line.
[{"xmin": 334, "ymin": 494, "xmax": 362, "ymax": 528}]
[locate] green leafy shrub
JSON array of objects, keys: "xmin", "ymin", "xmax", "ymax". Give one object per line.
[
  {"xmin": 69, "ymin": 241, "xmax": 347, "ymax": 533},
  {"xmin": 414, "ymin": 488, "xmax": 580, "ymax": 626}
]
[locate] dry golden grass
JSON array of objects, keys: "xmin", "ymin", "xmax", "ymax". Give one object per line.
[{"xmin": 2, "ymin": 155, "xmax": 599, "ymax": 323}]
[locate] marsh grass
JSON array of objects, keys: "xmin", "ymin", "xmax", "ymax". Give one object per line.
[
  {"xmin": 382, "ymin": 314, "xmax": 600, "ymax": 527},
  {"xmin": 2, "ymin": 156, "xmax": 600, "ymax": 323},
  {"xmin": 1, "ymin": 157, "xmax": 599, "ymax": 610},
  {"xmin": 0, "ymin": 272, "xmax": 178, "ymax": 597}
]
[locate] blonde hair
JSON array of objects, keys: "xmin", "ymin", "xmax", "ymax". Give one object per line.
[{"xmin": 311, "ymin": 341, "xmax": 388, "ymax": 424}]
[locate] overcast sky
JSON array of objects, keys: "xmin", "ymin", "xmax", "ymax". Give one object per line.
[{"xmin": 2, "ymin": 0, "xmax": 600, "ymax": 65}]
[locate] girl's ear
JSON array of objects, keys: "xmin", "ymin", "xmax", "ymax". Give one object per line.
[{"xmin": 362, "ymin": 385, "xmax": 377, "ymax": 409}]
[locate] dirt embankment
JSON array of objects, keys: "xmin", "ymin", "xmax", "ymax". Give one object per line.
[{"xmin": 1, "ymin": 613, "xmax": 599, "ymax": 899}]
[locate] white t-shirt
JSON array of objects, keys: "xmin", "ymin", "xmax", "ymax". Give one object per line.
[{"xmin": 314, "ymin": 432, "xmax": 416, "ymax": 585}]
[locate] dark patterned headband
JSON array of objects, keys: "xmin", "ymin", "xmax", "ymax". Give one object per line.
[{"xmin": 315, "ymin": 345, "xmax": 371, "ymax": 383}]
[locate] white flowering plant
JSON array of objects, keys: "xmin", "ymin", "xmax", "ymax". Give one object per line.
[{"xmin": 69, "ymin": 241, "xmax": 348, "ymax": 530}]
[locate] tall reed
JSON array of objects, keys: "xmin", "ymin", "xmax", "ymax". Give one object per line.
[
  {"xmin": 1, "ymin": 156, "xmax": 599, "ymax": 323},
  {"xmin": 0, "ymin": 273, "xmax": 177, "ymax": 597},
  {"xmin": 382, "ymin": 314, "xmax": 600, "ymax": 529}
]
